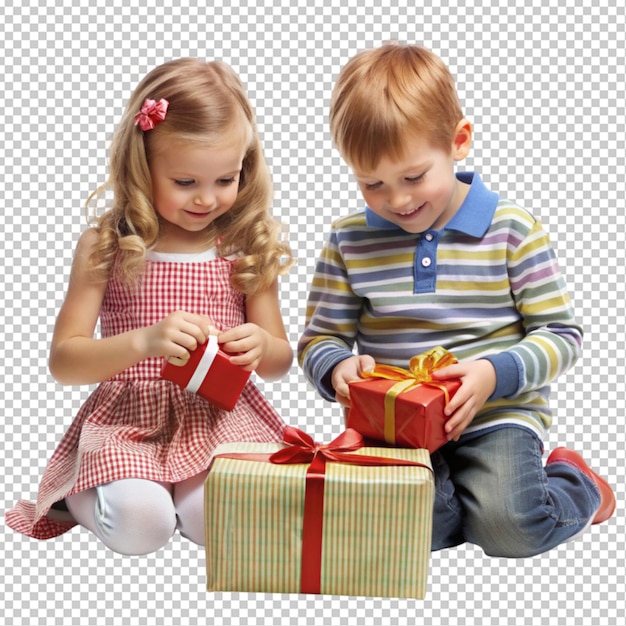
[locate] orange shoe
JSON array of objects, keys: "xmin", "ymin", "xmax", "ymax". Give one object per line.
[{"xmin": 547, "ymin": 447, "xmax": 616, "ymax": 524}]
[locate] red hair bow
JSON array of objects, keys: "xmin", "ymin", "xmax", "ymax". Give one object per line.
[{"xmin": 134, "ymin": 98, "xmax": 169, "ymax": 131}]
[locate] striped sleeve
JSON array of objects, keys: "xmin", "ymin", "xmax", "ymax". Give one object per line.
[
  {"xmin": 497, "ymin": 214, "xmax": 583, "ymax": 395},
  {"xmin": 298, "ymin": 223, "xmax": 361, "ymax": 401}
]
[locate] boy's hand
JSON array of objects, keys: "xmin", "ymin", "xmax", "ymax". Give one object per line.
[
  {"xmin": 331, "ymin": 355, "xmax": 376, "ymax": 407},
  {"xmin": 431, "ymin": 359, "xmax": 497, "ymax": 442}
]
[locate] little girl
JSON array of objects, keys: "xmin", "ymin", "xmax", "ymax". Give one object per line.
[{"xmin": 6, "ymin": 58, "xmax": 294, "ymax": 556}]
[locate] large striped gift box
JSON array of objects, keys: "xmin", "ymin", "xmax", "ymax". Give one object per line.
[{"xmin": 205, "ymin": 428, "xmax": 434, "ymax": 598}]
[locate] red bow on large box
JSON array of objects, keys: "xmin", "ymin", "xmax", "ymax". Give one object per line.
[{"xmin": 347, "ymin": 346, "xmax": 461, "ymax": 453}]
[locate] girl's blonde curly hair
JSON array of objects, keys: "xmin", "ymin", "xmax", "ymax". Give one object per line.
[{"xmin": 86, "ymin": 58, "xmax": 292, "ymax": 295}]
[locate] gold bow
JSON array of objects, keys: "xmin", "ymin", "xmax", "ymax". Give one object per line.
[{"xmin": 361, "ymin": 346, "xmax": 457, "ymax": 443}]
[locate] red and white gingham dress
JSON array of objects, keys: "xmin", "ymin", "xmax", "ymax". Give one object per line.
[{"xmin": 6, "ymin": 249, "xmax": 287, "ymax": 539}]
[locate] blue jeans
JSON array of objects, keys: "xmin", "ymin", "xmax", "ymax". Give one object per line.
[{"xmin": 431, "ymin": 426, "xmax": 601, "ymax": 557}]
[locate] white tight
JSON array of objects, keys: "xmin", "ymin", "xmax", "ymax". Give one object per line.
[{"xmin": 65, "ymin": 470, "xmax": 209, "ymax": 556}]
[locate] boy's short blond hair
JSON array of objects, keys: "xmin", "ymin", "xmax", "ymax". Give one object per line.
[{"xmin": 330, "ymin": 43, "xmax": 464, "ymax": 171}]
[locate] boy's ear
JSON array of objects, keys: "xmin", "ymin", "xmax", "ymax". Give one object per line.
[{"xmin": 451, "ymin": 119, "xmax": 472, "ymax": 160}]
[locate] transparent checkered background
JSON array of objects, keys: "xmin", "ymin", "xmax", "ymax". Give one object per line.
[{"xmin": 1, "ymin": 0, "xmax": 624, "ymax": 624}]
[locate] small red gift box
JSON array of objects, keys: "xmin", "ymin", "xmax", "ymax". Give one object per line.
[
  {"xmin": 161, "ymin": 335, "xmax": 250, "ymax": 411},
  {"xmin": 346, "ymin": 347, "xmax": 461, "ymax": 454}
]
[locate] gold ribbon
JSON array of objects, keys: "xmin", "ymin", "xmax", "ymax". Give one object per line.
[{"xmin": 361, "ymin": 346, "xmax": 458, "ymax": 444}]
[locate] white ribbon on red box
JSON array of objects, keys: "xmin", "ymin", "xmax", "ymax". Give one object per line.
[{"xmin": 185, "ymin": 335, "xmax": 219, "ymax": 393}]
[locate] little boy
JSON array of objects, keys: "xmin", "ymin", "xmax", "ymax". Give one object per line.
[{"xmin": 298, "ymin": 42, "xmax": 614, "ymax": 557}]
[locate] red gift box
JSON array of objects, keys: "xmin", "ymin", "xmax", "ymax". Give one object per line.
[
  {"xmin": 346, "ymin": 347, "xmax": 461, "ymax": 454},
  {"xmin": 161, "ymin": 335, "xmax": 250, "ymax": 411}
]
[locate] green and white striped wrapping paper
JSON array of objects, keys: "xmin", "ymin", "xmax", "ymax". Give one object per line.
[{"xmin": 205, "ymin": 441, "xmax": 434, "ymax": 598}]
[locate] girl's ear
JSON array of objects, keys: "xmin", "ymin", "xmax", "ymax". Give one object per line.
[{"xmin": 451, "ymin": 119, "xmax": 472, "ymax": 161}]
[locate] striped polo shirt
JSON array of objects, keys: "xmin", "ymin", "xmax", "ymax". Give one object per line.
[{"xmin": 298, "ymin": 171, "xmax": 582, "ymax": 438}]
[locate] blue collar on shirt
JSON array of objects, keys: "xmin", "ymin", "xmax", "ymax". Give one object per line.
[{"xmin": 364, "ymin": 171, "xmax": 498, "ymax": 238}]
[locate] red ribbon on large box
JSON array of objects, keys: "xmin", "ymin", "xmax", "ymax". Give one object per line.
[
  {"xmin": 161, "ymin": 335, "xmax": 251, "ymax": 411},
  {"xmin": 214, "ymin": 426, "xmax": 431, "ymax": 594},
  {"xmin": 347, "ymin": 346, "xmax": 460, "ymax": 453}
]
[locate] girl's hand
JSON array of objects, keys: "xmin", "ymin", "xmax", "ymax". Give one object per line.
[
  {"xmin": 218, "ymin": 323, "xmax": 271, "ymax": 372},
  {"xmin": 431, "ymin": 359, "xmax": 496, "ymax": 442},
  {"xmin": 138, "ymin": 310, "xmax": 215, "ymax": 364},
  {"xmin": 331, "ymin": 354, "xmax": 376, "ymax": 407}
]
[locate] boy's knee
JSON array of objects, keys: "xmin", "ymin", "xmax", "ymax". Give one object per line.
[{"xmin": 465, "ymin": 502, "xmax": 545, "ymax": 558}]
